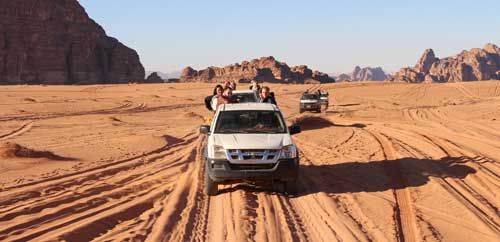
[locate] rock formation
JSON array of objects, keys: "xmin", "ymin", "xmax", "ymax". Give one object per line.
[
  {"xmin": 336, "ymin": 74, "xmax": 351, "ymax": 82},
  {"xmin": 336, "ymin": 66, "xmax": 388, "ymax": 81},
  {"xmin": 180, "ymin": 56, "xmax": 335, "ymax": 84},
  {"xmin": 414, "ymin": 49, "xmax": 439, "ymax": 73},
  {"xmin": 146, "ymin": 71, "xmax": 181, "ymax": 80},
  {"xmin": 145, "ymin": 72, "xmax": 163, "ymax": 83},
  {"xmin": 0, "ymin": 0, "xmax": 145, "ymax": 85},
  {"xmin": 392, "ymin": 43, "xmax": 500, "ymax": 83},
  {"xmin": 352, "ymin": 66, "xmax": 388, "ymax": 81}
]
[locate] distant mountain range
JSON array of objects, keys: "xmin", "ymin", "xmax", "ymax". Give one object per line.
[
  {"xmin": 334, "ymin": 66, "xmax": 389, "ymax": 82},
  {"xmin": 179, "ymin": 56, "xmax": 335, "ymax": 84},
  {"xmin": 145, "ymin": 71, "xmax": 181, "ymax": 80}
]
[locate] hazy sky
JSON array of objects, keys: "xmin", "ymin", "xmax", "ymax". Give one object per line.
[{"xmin": 79, "ymin": 0, "xmax": 500, "ymax": 74}]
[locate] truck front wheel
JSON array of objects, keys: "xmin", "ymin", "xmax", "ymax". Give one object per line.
[{"xmin": 204, "ymin": 168, "xmax": 218, "ymax": 196}]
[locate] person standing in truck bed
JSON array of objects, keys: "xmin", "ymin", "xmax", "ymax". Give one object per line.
[
  {"xmin": 249, "ymin": 80, "xmax": 261, "ymax": 92},
  {"xmin": 216, "ymin": 87, "xmax": 238, "ymax": 109},
  {"xmin": 259, "ymin": 86, "xmax": 277, "ymax": 105}
]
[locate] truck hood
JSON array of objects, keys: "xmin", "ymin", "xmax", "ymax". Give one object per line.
[{"xmin": 211, "ymin": 133, "xmax": 292, "ymax": 150}]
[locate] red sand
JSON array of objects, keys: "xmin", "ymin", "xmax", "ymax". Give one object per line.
[{"xmin": 0, "ymin": 81, "xmax": 499, "ymax": 241}]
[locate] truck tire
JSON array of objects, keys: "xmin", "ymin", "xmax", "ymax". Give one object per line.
[
  {"xmin": 204, "ymin": 168, "xmax": 218, "ymax": 196},
  {"xmin": 284, "ymin": 179, "xmax": 298, "ymax": 195}
]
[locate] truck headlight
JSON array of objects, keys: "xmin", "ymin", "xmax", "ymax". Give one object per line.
[
  {"xmin": 280, "ymin": 145, "xmax": 297, "ymax": 159},
  {"xmin": 212, "ymin": 145, "xmax": 227, "ymax": 159}
]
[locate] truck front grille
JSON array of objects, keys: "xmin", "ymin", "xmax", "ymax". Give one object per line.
[
  {"xmin": 227, "ymin": 149, "xmax": 280, "ymax": 161},
  {"xmin": 229, "ymin": 163, "xmax": 277, "ymax": 170}
]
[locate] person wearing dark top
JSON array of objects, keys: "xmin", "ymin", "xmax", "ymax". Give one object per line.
[{"xmin": 259, "ymin": 86, "xmax": 277, "ymax": 105}]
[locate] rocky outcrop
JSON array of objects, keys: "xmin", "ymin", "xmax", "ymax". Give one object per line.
[
  {"xmin": 145, "ymin": 72, "xmax": 163, "ymax": 83},
  {"xmin": 312, "ymin": 71, "xmax": 334, "ymax": 83},
  {"xmin": 146, "ymin": 70, "xmax": 181, "ymax": 80},
  {"xmin": 352, "ymin": 66, "xmax": 388, "ymax": 81},
  {"xmin": 393, "ymin": 68, "xmax": 424, "ymax": 83},
  {"xmin": 414, "ymin": 49, "xmax": 439, "ymax": 73},
  {"xmin": 392, "ymin": 43, "xmax": 500, "ymax": 83},
  {"xmin": 336, "ymin": 66, "xmax": 388, "ymax": 82},
  {"xmin": 0, "ymin": 0, "xmax": 145, "ymax": 85},
  {"xmin": 336, "ymin": 74, "xmax": 351, "ymax": 82},
  {"xmin": 180, "ymin": 56, "xmax": 335, "ymax": 84}
]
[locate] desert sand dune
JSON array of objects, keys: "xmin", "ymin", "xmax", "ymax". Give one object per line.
[{"xmin": 0, "ymin": 81, "xmax": 499, "ymax": 242}]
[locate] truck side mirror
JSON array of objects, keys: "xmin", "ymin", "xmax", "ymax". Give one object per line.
[
  {"xmin": 199, "ymin": 125, "xmax": 210, "ymax": 134},
  {"xmin": 289, "ymin": 125, "xmax": 301, "ymax": 135}
]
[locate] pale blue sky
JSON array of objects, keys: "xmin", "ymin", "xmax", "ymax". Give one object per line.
[{"xmin": 79, "ymin": 0, "xmax": 500, "ymax": 74}]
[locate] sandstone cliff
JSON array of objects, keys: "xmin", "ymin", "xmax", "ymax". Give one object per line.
[
  {"xmin": 392, "ymin": 43, "xmax": 500, "ymax": 83},
  {"xmin": 0, "ymin": 0, "xmax": 145, "ymax": 84},
  {"xmin": 180, "ymin": 56, "xmax": 335, "ymax": 84}
]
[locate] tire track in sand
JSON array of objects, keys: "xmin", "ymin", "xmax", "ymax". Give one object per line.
[
  {"xmin": 366, "ymin": 130, "xmax": 421, "ymax": 242},
  {"xmin": 416, "ymin": 135, "xmax": 500, "ymax": 233},
  {"xmin": 0, "ymin": 121, "xmax": 34, "ymax": 140},
  {"xmin": 296, "ymin": 143, "xmax": 388, "ymax": 242},
  {"xmin": 370, "ymin": 125, "xmax": 500, "ymax": 238},
  {"xmin": 81, "ymin": 138, "xmax": 207, "ymax": 242},
  {"xmin": 0, "ymin": 133, "xmax": 201, "ymax": 241},
  {"xmin": 0, "ymin": 100, "xmax": 203, "ymax": 122},
  {"xmin": 0, "ymin": 132, "xmax": 197, "ymax": 193}
]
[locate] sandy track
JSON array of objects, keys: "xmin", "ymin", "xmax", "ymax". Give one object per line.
[
  {"xmin": 0, "ymin": 122, "xmax": 34, "ymax": 140},
  {"xmin": 0, "ymin": 82, "xmax": 499, "ymax": 241}
]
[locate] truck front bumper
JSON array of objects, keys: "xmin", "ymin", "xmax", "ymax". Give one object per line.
[
  {"xmin": 206, "ymin": 158, "xmax": 299, "ymax": 182},
  {"xmin": 300, "ymin": 103, "xmax": 320, "ymax": 111}
]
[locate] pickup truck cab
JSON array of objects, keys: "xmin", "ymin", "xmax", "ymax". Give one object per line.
[{"xmin": 200, "ymin": 103, "xmax": 301, "ymax": 196}]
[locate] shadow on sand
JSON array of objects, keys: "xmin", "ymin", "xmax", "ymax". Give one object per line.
[
  {"xmin": 163, "ymin": 135, "xmax": 185, "ymax": 145},
  {"xmin": 293, "ymin": 116, "xmax": 366, "ymax": 131},
  {"xmin": 0, "ymin": 142, "xmax": 78, "ymax": 161},
  {"xmin": 217, "ymin": 156, "xmax": 476, "ymax": 197},
  {"xmin": 337, "ymin": 103, "xmax": 361, "ymax": 107}
]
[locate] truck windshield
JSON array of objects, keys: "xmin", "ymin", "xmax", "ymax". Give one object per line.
[
  {"xmin": 214, "ymin": 110, "xmax": 286, "ymax": 134},
  {"xmin": 301, "ymin": 94, "xmax": 318, "ymax": 100}
]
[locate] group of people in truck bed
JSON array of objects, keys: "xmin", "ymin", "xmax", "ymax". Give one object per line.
[{"xmin": 204, "ymin": 80, "xmax": 277, "ymax": 112}]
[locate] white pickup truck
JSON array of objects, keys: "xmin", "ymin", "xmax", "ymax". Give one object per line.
[
  {"xmin": 200, "ymin": 103, "xmax": 301, "ymax": 196},
  {"xmin": 299, "ymin": 93, "xmax": 321, "ymax": 113}
]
